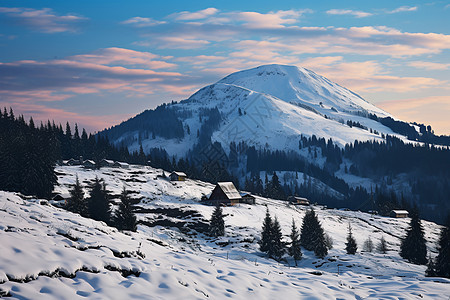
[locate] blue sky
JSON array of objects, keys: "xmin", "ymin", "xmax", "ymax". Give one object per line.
[{"xmin": 0, "ymin": 0, "xmax": 449, "ymax": 133}]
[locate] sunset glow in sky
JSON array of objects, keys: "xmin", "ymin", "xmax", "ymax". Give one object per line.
[{"xmin": 1, "ymin": 0, "xmax": 449, "ymax": 134}]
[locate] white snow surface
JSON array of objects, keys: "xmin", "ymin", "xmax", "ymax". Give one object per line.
[
  {"xmin": 1, "ymin": 164, "xmax": 449, "ymax": 299},
  {"xmin": 123, "ymin": 64, "xmax": 407, "ymax": 158}
]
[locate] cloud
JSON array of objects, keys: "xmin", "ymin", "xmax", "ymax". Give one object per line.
[
  {"xmin": 120, "ymin": 16, "xmax": 166, "ymax": 27},
  {"xmin": 155, "ymin": 36, "xmax": 210, "ymax": 49},
  {"xmin": 228, "ymin": 9, "xmax": 311, "ymax": 28},
  {"xmin": 388, "ymin": 6, "xmax": 418, "ymax": 14},
  {"xmin": 0, "ymin": 7, "xmax": 86, "ymax": 33},
  {"xmin": 408, "ymin": 61, "xmax": 450, "ymax": 70},
  {"xmin": 170, "ymin": 8, "xmax": 219, "ymax": 21},
  {"xmin": 69, "ymin": 47, "xmax": 176, "ymax": 69},
  {"xmin": 326, "ymin": 9, "xmax": 372, "ymax": 18}
]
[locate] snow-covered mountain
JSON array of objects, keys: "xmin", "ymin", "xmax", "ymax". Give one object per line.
[
  {"xmin": 1, "ymin": 164, "xmax": 448, "ymax": 299},
  {"xmin": 104, "ymin": 64, "xmax": 401, "ymax": 158}
]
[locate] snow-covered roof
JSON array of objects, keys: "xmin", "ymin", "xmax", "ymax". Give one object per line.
[
  {"xmin": 171, "ymin": 171, "xmax": 187, "ymax": 177},
  {"xmin": 114, "ymin": 162, "xmax": 129, "ymax": 166},
  {"xmin": 84, "ymin": 160, "xmax": 96, "ymax": 165},
  {"xmin": 101, "ymin": 159, "xmax": 114, "ymax": 164},
  {"xmin": 391, "ymin": 210, "xmax": 409, "ymax": 214},
  {"xmin": 217, "ymin": 182, "xmax": 241, "ymax": 200}
]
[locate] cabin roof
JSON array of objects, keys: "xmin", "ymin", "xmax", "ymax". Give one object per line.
[
  {"xmin": 84, "ymin": 160, "xmax": 96, "ymax": 164},
  {"xmin": 217, "ymin": 182, "xmax": 241, "ymax": 200},
  {"xmin": 171, "ymin": 171, "xmax": 187, "ymax": 177},
  {"xmin": 101, "ymin": 159, "xmax": 114, "ymax": 164},
  {"xmin": 391, "ymin": 210, "xmax": 409, "ymax": 214}
]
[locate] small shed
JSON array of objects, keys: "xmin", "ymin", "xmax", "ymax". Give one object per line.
[
  {"xmin": 240, "ymin": 192, "xmax": 255, "ymax": 204},
  {"xmin": 288, "ymin": 196, "xmax": 310, "ymax": 206},
  {"xmin": 83, "ymin": 160, "xmax": 96, "ymax": 169},
  {"xmin": 170, "ymin": 171, "xmax": 187, "ymax": 181},
  {"xmin": 390, "ymin": 210, "xmax": 409, "ymax": 218},
  {"xmin": 113, "ymin": 161, "xmax": 130, "ymax": 169},
  {"xmin": 206, "ymin": 182, "xmax": 242, "ymax": 206},
  {"xmin": 99, "ymin": 159, "xmax": 115, "ymax": 167}
]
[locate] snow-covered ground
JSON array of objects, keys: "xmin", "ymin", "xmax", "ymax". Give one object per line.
[{"xmin": 1, "ymin": 164, "xmax": 449, "ymax": 299}]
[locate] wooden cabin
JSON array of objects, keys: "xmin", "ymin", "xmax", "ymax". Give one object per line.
[
  {"xmin": 113, "ymin": 161, "xmax": 130, "ymax": 169},
  {"xmin": 390, "ymin": 210, "xmax": 409, "ymax": 218},
  {"xmin": 240, "ymin": 192, "xmax": 256, "ymax": 204},
  {"xmin": 288, "ymin": 196, "xmax": 310, "ymax": 206},
  {"xmin": 170, "ymin": 171, "xmax": 187, "ymax": 181},
  {"xmin": 99, "ymin": 159, "xmax": 115, "ymax": 167},
  {"xmin": 83, "ymin": 160, "xmax": 96, "ymax": 169},
  {"xmin": 206, "ymin": 182, "xmax": 242, "ymax": 206}
]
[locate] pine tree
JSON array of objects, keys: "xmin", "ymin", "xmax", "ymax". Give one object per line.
[
  {"xmin": 87, "ymin": 177, "xmax": 111, "ymax": 223},
  {"xmin": 377, "ymin": 236, "xmax": 388, "ymax": 254},
  {"xmin": 363, "ymin": 237, "xmax": 374, "ymax": 252},
  {"xmin": 425, "ymin": 255, "xmax": 437, "ymax": 277},
  {"xmin": 345, "ymin": 223, "xmax": 358, "ymax": 254},
  {"xmin": 434, "ymin": 214, "xmax": 450, "ymax": 278},
  {"xmin": 209, "ymin": 205, "xmax": 225, "ymax": 237},
  {"xmin": 269, "ymin": 217, "xmax": 285, "ymax": 261},
  {"xmin": 66, "ymin": 176, "xmax": 88, "ymax": 216},
  {"xmin": 289, "ymin": 219, "xmax": 302, "ymax": 265},
  {"xmin": 113, "ymin": 187, "xmax": 137, "ymax": 231},
  {"xmin": 300, "ymin": 209, "xmax": 316, "ymax": 251},
  {"xmin": 300, "ymin": 209, "xmax": 328, "ymax": 258},
  {"xmin": 400, "ymin": 209, "xmax": 428, "ymax": 265},
  {"xmin": 259, "ymin": 207, "xmax": 273, "ymax": 253}
]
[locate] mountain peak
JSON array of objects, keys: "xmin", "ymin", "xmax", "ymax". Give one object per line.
[{"xmin": 217, "ymin": 64, "xmax": 389, "ymax": 118}]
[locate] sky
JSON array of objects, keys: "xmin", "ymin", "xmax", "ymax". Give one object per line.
[{"xmin": 0, "ymin": 0, "xmax": 449, "ymax": 134}]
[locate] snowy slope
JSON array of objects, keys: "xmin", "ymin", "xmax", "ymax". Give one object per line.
[
  {"xmin": 114, "ymin": 64, "xmax": 406, "ymax": 159},
  {"xmin": 2, "ymin": 165, "xmax": 449, "ymax": 299},
  {"xmin": 218, "ymin": 64, "xmax": 390, "ymax": 118}
]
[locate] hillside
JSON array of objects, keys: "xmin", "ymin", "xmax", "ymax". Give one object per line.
[
  {"xmin": 1, "ymin": 164, "xmax": 449, "ymax": 299},
  {"xmin": 102, "ymin": 64, "xmax": 404, "ymax": 158}
]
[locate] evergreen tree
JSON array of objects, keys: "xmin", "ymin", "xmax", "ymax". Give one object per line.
[
  {"xmin": 300, "ymin": 209, "xmax": 328, "ymax": 258},
  {"xmin": 345, "ymin": 223, "xmax": 358, "ymax": 254},
  {"xmin": 87, "ymin": 177, "xmax": 111, "ymax": 223},
  {"xmin": 269, "ymin": 217, "xmax": 285, "ymax": 261},
  {"xmin": 208, "ymin": 205, "xmax": 225, "ymax": 237},
  {"xmin": 434, "ymin": 214, "xmax": 450, "ymax": 278},
  {"xmin": 400, "ymin": 208, "xmax": 428, "ymax": 265},
  {"xmin": 425, "ymin": 255, "xmax": 437, "ymax": 277},
  {"xmin": 363, "ymin": 237, "xmax": 374, "ymax": 252},
  {"xmin": 300, "ymin": 209, "xmax": 316, "ymax": 251},
  {"xmin": 113, "ymin": 187, "xmax": 137, "ymax": 231},
  {"xmin": 259, "ymin": 207, "xmax": 273, "ymax": 254},
  {"xmin": 377, "ymin": 236, "xmax": 388, "ymax": 254},
  {"xmin": 289, "ymin": 219, "xmax": 302, "ymax": 265},
  {"xmin": 66, "ymin": 176, "xmax": 88, "ymax": 216}
]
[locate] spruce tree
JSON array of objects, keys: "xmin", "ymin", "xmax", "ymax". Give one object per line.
[
  {"xmin": 345, "ymin": 223, "xmax": 358, "ymax": 254},
  {"xmin": 289, "ymin": 219, "xmax": 302, "ymax": 265},
  {"xmin": 66, "ymin": 176, "xmax": 88, "ymax": 216},
  {"xmin": 434, "ymin": 214, "xmax": 450, "ymax": 278},
  {"xmin": 363, "ymin": 237, "xmax": 374, "ymax": 252},
  {"xmin": 400, "ymin": 209, "xmax": 428, "ymax": 265},
  {"xmin": 87, "ymin": 177, "xmax": 111, "ymax": 223},
  {"xmin": 300, "ymin": 209, "xmax": 316, "ymax": 251},
  {"xmin": 113, "ymin": 187, "xmax": 137, "ymax": 231},
  {"xmin": 377, "ymin": 236, "xmax": 388, "ymax": 254},
  {"xmin": 300, "ymin": 209, "xmax": 328, "ymax": 258},
  {"xmin": 209, "ymin": 205, "xmax": 225, "ymax": 237},
  {"xmin": 269, "ymin": 217, "xmax": 285, "ymax": 261},
  {"xmin": 259, "ymin": 207, "xmax": 273, "ymax": 254}
]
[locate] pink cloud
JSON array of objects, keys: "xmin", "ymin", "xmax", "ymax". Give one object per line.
[
  {"xmin": 69, "ymin": 47, "xmax": 177, "ymax": 69},
  {"xmin": 326, "ymin": 9, "xmax": 372, "ymax": 18},
  {"xmin": 0, "ymin": 7, "xmax": 86, "ymax": 33},
  {"xmin": 170, "ymin": 8, "xmax": 219, "ymax": 21}
]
